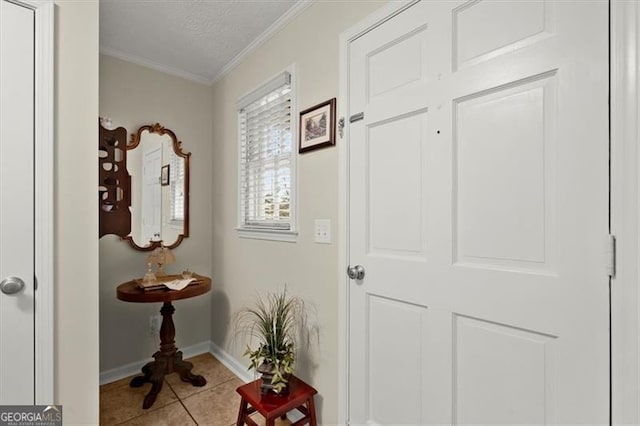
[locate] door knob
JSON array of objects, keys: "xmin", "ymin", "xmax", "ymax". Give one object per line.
[
  {"xmin": 347, "ymin": 265, "xmax": 365, "ymax": 280},
  {"xmin": 0, "ymin": 276, "xmax": 25, "ymax": 295}
]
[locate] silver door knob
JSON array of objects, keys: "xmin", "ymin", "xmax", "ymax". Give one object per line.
[
  {"xmin": 347, "ymin": 265, "xmax": 365, "ymax": 280},
  {"xmin": 0, "ymin": 276, "xmax": 25, "ymax": 295}
]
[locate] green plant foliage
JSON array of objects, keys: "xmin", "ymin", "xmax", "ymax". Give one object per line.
[{"xmin": 236, "ymin": 289, "xmax": 305, "ymax": 393}]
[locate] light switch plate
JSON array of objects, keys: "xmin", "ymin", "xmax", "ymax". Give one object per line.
[{"xmin": 314, "ymin": 219, "xmax": 331, "ymax": 244}]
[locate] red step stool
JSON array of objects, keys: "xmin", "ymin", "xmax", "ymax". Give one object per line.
[{"xmin": 236, "ymin": 375, "xmax": 317, "ymax": 426}]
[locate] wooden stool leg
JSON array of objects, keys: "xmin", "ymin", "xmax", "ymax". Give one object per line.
[
  {"xmin": 266, "ymin": 417, "xmax": 275, "ymax": 426},
  {"xmin": 236, "ymin": 398, "xmax": 248, "ymax": 426},
  {"xmin": 307, "ymin": 395, "xmax": 317, "ymax": 426}
]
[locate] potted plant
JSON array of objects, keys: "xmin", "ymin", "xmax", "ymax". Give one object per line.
[{"xmin": 235, "ymin": 289, "xmax": 310, "ymax": 395}]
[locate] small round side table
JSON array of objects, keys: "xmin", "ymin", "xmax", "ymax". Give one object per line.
[{"xmin": 116, "ymin": 274, "xmax": 211, "ymax": 409}]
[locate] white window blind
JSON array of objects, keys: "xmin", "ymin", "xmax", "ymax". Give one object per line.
[
  {"xmin": 169, "ymin": 153, "xmax": 184, "ymax": 224},
  {"xmin": 238, "ymin": 71, "xmax": 293, "ymax": 231}
]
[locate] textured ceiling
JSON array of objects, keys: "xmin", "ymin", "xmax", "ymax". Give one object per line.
[{"xmin": 100, "ymin": 0, "xmax": 301, "ymax": 84}]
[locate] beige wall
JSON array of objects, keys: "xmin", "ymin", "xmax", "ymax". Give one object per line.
[
  {"xmin": 99, "ymin": 55, "xmax": 214, "ymax": 371},
  {"xmin": 210, "ymin": 2, "xmax": 385, "ymax": 423},
  {"xmin": 54, "ymin": 0, "xmax": 100, "ymax": 423}
]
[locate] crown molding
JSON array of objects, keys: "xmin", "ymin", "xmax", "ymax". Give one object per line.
[
  {"xmin": 100, "ymin": 0, "xmax": 312, "ymax": 86},
  {"xmin": 99, "ymin": 45, "xmax": 212, "ymax": 86},
  {"xmin": 210, "ymin": 0, "xmax": 314, "ymax": 85}
]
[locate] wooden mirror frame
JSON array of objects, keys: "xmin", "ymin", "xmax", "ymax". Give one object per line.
[{"xmin": 122, "ymin": 123, "xmax": 191, "ymax": 251}]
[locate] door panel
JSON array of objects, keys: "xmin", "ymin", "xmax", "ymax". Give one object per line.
[
  {"xmin": 368, "ymin": 112, "xmax": 427, "ymax": 258},
  {"xmin": 454, "ymin": 314, "xmax": 556, "ymax": 424},
  {"xmin": 348, "ymin": 1, "xmax": 608, "ymax": 424},
  {"xmin": 367, "ymin": 295, "xmax": 428, "ymax": 425},
  {"xmin": 453, "ymin": 0, "xmax": 555, "ymax": 70},
  {"xmin": 142, "ymin": 146, "xmax": 162, "ymax": 243},
  {"xmin": 0, "ymin": 0, "xmax": 35, "ymax": 404},
  {"xmin": 454, "ymin": 72, "xmax": 557, "ymax": 272}
]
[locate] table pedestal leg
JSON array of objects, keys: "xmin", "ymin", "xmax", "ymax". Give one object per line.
[{"xmin": 130, "ymin": 301, "xmax": 206, "ymax": 409}]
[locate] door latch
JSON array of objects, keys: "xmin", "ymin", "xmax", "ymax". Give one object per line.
[{"xmin": 349, "ymin": 112, "xmax": 364, "ymax": 123}]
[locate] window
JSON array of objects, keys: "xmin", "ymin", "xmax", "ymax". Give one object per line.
[{"xmin": 237, "ymin": 69, "xmax": 296, "ymax": 240}]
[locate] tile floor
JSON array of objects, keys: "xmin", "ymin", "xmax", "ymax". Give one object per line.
[{"xmin": 99, "ymin": 353, "xmax": 291, "ymax": 426}]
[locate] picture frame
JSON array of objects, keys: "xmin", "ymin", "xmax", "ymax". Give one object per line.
[
  {"xmin": 299, "ymin": 98, "xmax": 336, "ymax": 153},
  {"xmin": 161, "ymin": 164, "xmax": 170, "ymax": 186}
]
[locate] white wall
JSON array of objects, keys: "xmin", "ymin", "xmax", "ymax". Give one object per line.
[
  {"xmin": 54, "ymin": 0, "xmax": 100, "ymax": 423},
  {"xmin": 99, "ymin": 55, "xmax": 213, "ymax": 372},
  {"xmin": 210, "ymin": 2, "xmax": 385, "ymax": 423}
]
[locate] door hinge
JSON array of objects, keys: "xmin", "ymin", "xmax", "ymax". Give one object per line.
[{"xmin": 606, "ymin": 234, "xmax": 616, "ymax": 278}]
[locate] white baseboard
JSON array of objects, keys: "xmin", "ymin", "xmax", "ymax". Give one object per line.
[
  {"xmin": 208, "ymin": 340, "xmax": 253, "ymax": 383},
  {"xmin": 99, "ymin": 341, "xmax": 212, "ymax": 385}
]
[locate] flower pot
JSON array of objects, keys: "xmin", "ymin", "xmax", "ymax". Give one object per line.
[{"xmin": 257, "ymin": 362, "xmax": 290, "ymax": 396}]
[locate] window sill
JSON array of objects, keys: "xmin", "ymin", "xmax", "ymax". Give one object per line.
[{"xmin": 236, "ymin": 227, "xmax": 298, "ymax": 243}]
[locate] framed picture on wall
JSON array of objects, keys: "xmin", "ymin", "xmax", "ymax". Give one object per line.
[
  {"xmin": 299, "ymin": 98, "xmax": 336, "ymax": 153},
  {"xmin": 161, "ymin": 164, "xmax": 170, "ymax": 186}
]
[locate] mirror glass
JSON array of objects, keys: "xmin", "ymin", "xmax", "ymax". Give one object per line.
[{"xmin": 124, "ymin": 124, "xmax": 189, "ymax": 250}]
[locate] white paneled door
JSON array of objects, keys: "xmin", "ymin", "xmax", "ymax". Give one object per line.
[
  {"xmin": 0, "ymin": 0, "xmax": 36, "ymax": 403},
  {"xmin": 142, "ymin": 146, "xmax": 162, "ymax": 243},
  {"xmin": 347, "ymin": 1, "xmax": 609, "ymax": 424}
]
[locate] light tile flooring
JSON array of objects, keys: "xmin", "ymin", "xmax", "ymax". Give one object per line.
[{"xmin": 100, "ymin": 353, "xmax": 291, "ymax": 426}]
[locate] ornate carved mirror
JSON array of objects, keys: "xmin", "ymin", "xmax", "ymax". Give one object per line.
[
  {"xmin": 99, "ymin": 122, "xmax": 130, "ymax": 238},
  {"xmin": 123, "ymin": 123, "xmax": 190, "ymax": 251}
]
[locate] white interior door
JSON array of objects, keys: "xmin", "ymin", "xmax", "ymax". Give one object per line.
[
  {"xmin": 0, "ymin": 0, "xmax": 35, "ymax": 404},
  {"xmin": 142, "ymin": 146, "xmax": 162, "ymax": 243},
  {"xmin": 347, "ymin": 1, "xmax": 609, "ymax": 424}
]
